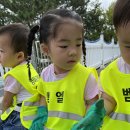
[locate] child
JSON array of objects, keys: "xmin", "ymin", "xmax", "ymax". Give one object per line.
[
  {"xmin": 0, "ymin": 23, "xmax": 47, "ymax": 130},
  {"xmin": 100, "ymin": 0, "xmax": 130, "ymax": 130},
  {"xmin": 31, "ymin": 9, "xmax": 105, "ymax": 130}
]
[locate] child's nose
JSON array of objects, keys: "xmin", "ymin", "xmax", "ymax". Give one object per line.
[{"xmin": 69, "ymin": 49, "xmax": 77, "ymax": 56}]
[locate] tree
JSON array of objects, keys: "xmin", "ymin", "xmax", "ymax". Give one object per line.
[
  {"xmin": 85, "ymin": 0, "xmax": 105, "ymax": 40},
  {"xmin": 0, "ymin": 0, "xmax": 106, "ymax": 41},
  {"xmin": 103, "ymin": 2, "xmax": 117, "ymax": 43},
  {"xmin": 59, "ymin": 0, "xmax": 104, "ymax": 40},
  {"xmin": 0, "ymin": 0, "xmax": 60, "ymax": 27},
  {"xmin": 0, "ymin": 4, "xmax": 13, "ymax": 26}
]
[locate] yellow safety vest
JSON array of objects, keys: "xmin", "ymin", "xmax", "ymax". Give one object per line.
[
  {"xmin": 100, "ymin": 59, "xmax": 130, "ymax": 130},
  {"xmin": 38, "ymin": 63, "xmax": 98, "ymax": 130},
  {"xmin": 1, "ymin": 63, "xmax": 41, "ymax": 129}
]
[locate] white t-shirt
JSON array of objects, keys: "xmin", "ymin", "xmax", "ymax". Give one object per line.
[{"xmin": 118, "ymin": 57, "xmax": 130, "ymax": 73}]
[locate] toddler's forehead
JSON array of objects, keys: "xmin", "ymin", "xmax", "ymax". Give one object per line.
[
  {"xmin": 117, "ymin": 22, "xmax": 130, "ymax": 34},
  {"xmin": 55, "ymin": 19, "xmax": 83, "ymax": 35},
  {"xmin": 117, "ymin": 22, "xmax": 130, "ymax": 31},
  {"xmin": 116, "ymin": 23, "xmax": 130, "ymax": 44},
  {"xmin": 0, "ymin": 33, "xmax": 12, "ymax": 46},
  {"xmin": 62, "ymin": 18, "xmax": 83, "ymax": 27}
]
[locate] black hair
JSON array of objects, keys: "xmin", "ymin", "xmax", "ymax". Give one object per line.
[
  {"xmin": 26, "ymin": 25, "xmax": 39, "ymax": 81},
  {"xmin": 113, "ymin": 0, "xmax": 130, "ymax": 30},
  {"xmin": 0, "ymin": 23, "xmax": 39, "ymax": 81},
  {"xmin": 39, "ymin": 8, "xmax": 86, "ymax": 66},
  {"xmin": 0, "ymin": 23, "xmax": 29, "ymax": 57}
]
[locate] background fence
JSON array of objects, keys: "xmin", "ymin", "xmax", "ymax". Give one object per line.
[{"xmin": 85, "ymin": 34, "xmax": 120, "ymax": 68}]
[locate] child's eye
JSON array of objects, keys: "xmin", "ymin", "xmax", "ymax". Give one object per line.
[
  {"xmin": 125, "ymin": 46, "xmax": 130, "ymax": 48},
  {"xmin": 76, "ymin": 44, "xmax": 81, "ymax": 47},
  {"xmin": 0, "ymin": 49, "xmax": 4, "ymax": 53},
  {"xmin": 59, "ymin": 46, "xmax": 68, "ymax": 48}
]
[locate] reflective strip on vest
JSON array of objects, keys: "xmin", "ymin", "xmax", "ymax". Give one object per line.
[
  {"xmin": 44, "ymin": 127, "xmax": 52, "ymax": 130},
  {"xmin": 6, "ymin": 108, "xmax": 11, "ymax": 114},
  {"xmin": 23, "ymin": 115, "xmax": 36, "ymax": 121},
  {"xmin": 110, "ymin": 112, "xmax": 130, "ymax": 123},
  {"xmin": 48, "ymin": 111, "xmax": 83, "ymax": 121},
  {"xmin": 14, "ymin": 106, "xmax": 21, "ymax": 112},
  {"xmin": 24, "ymin": 101, "xmax": 39, "ymax": 106}
]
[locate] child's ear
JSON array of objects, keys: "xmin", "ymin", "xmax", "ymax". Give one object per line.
[
  {"xmin": 16, "ymin": 51, "xmax": 25, "ymax": 61},
  {"xmin": 40, "ymin": 43, "xmax": 49, "ymax": 55}
]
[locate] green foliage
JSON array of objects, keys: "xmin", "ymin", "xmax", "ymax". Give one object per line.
[
  {"xmin": 0, "ymin": 0, "xmax": 60, "ymax": 27},
  {"xmin": 0, "ymin": 4, "xmax": 12, "ymax": 26},
  {"xmin": 59, "ymin": 0, "xmax": 104, "ymax": 41},
  {"xmin": 103, "ymin": 2, "xmax": 117, "ymax": 43},
  {"xmin": 0, "ymin": 0, "xmax": 115, "ymax": 42},
  {"xmin": 85, "ymin": 0, "xmax": 105, "ymax": 40}
]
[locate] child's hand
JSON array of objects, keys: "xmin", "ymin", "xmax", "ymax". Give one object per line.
[{"xmin": 71, "ymin": 99, "xmax": 106, "ymax": 130}]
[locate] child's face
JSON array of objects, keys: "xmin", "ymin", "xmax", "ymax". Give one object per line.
[
  {"xmin": 0, "ymin": 33, "xmax": 21, "ymax": 68},
  {"xmin": 41, "ymin": 20, "xmax": 83, "ymax": 74},
  {"xmin": 117, "ymin": 22, "xmax": 130, "ymax": 65}
]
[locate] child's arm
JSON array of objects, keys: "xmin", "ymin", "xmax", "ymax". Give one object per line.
[
  {"xmin": 2, "ymin": 91, "xmax": 15, "ymax": 113},
  {"xmin": 101, "ymin": 92, "xmax": 116, "ymax": 115},
  {"xmin": 39, "ymin": 94, "xmax": 47, "ymax": 106},
  {"xmin": 2, "ymin": 75, "xmax": 20, "ymax": 113},
  {"xmin": 85, "ymin": 73, "xmax": 99, "ymax": 110},
  {"xmin": 86, "ymin": 95, "xmax": 99, "ymax": 110}
]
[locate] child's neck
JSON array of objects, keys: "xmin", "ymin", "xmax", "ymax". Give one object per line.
[
  {"xmin": 12, "ymin": 60, "xmax": 27, "ymax": 68},
  {"xmin": 54, "ymin": 65, "xmax": 70, "ymax": 75}
]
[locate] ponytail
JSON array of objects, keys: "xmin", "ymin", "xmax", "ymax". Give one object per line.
[
  {"xmin": 27, "ymin": 25, "xmax": 39, "ymax": 81},
  {"xmin": 82, "ymin": 39, "xmax": 86, "ymax": 67}
]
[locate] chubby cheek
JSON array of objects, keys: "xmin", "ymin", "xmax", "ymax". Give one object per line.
[
  {"xmin": 1, "ymin": 54, "xmax": 8, "ymax": 62},
  {"xmin": 121, "ymin": 50, "xmax": 130, "ymax": 64},
  {"xmin": 0, "ymin": 54, "xmax": 4, "ymax": 61},
  {"xmin": 79, "ymin": 50, "xmax": 82, "ymax": 57},
  {"xmin": 1, "ymin": 57, "xmax": 6, "ymax": 64},
  {"xmin": 0, "ymin": 54, "xmax": 1, "ymax": 61}
]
